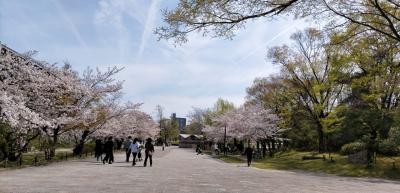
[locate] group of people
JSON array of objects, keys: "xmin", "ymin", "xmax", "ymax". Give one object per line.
[
  {"xmin": 94, "ymin": 136, "xmax": 154, "ymax": 167},
  {"xmin": 94, "ymin": 137, "xmax": 114, "ymax": 164},
  {"xmin": 125, "ymin": 137, "xmax": 154, "ymax": 167}
]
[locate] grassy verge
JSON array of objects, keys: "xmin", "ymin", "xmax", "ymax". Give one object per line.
[
  {"xmin": 213, "ymin": 151, "xmax": 400, "ymax": 180},
  {"xmin": 0, "ymin": 148, "xmax": 96, "ymax": 169}
]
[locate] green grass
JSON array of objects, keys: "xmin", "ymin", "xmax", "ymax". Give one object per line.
[
  {"xmin": 0, "ymin": 148, "xmax": 95, "ymax": 169},
  {"xmin": 213, "ymin": 151, "xmax": 400, "ymax": 180}
]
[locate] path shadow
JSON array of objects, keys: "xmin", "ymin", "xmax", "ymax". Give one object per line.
[
  {"xmin": 73, "ymin": 160, "xmax": 98, "ymax": 163},
  {"xmin": 112, "ymin": 165, "xmax": 145, "ymax": 168},
  {"xmin": 87, "ymin": 163, "xmax": 104, "ymax": 165}
]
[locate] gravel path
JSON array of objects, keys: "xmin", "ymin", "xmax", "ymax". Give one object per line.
[{"xmin": 1, "ymin": 147, "xmax": 399, "ymax": 193}]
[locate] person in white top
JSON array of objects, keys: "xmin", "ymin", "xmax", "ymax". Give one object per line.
[
  {"xmin": 214, "ymin": 143, "xmax": 219, "ymax": 155},
  {"xmin": 129, "ymin": 138, "xmax": 140, "ymax": 166}
]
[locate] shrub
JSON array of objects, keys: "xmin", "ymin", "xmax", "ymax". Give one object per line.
[
  {"xmin": 340, "ymin": 142, "xmax": 366, "ymax": 155},
  {"xmin": 378, "ymin": 140, "xmax": 399, "ymax": 156},
  {"xmin": 170, "ymin": 141, "xmax": 179, "ymax": 146},
  {"xmin": 388, "ymin": 127, "xmax": 400, "ymax": 146}
]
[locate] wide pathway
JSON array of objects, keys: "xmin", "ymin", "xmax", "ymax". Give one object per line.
[{"xmin": 1, "ymin": 147, "xmax": 400, "ymax": 193}]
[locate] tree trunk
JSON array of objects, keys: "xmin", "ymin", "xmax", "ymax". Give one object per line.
[
  {"xmin": 261, "ymin": 140, "xmax": 266, "ymax": 158},
  {"xmin": 367, "ymin": 129, "xmax": 377, "ymax": 166},
  {"xmin": 73, "ymin": 130, "xmax": 90, "ymax": 156},
  {"xmin": 271, "ymin": 138, "xmax": 276, "ymax": 151},
  {"xmin": 223, "ymin": 125, "xmax": 227, "ymax": 155},
  {"xmin": 317, "ymin": 122, "xmax": 324, "ymax": 153},
  {"xmin": 49, "ymin": 128, "xmax": 59, "ymax": 159},
  {"xmin": 267, "ymin": 138, "xmax": 273, "ymax": 157}
]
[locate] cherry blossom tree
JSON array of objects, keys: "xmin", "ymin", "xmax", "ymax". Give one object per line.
[
  {"xmin": 1, "ymin": 44, "xmax": 152, "ymax": 159},
  {"xmin": 202, "ymin": 103, "xmax": 281, "ymax": 156},
  {"xmin": 0, "ymin": 46, "xmax": 55, "ymax": 160}
]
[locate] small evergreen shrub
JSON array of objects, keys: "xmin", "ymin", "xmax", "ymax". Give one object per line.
[{"xmin": 340, "ymin": 142, "xmax": 366, "ymax": 155}]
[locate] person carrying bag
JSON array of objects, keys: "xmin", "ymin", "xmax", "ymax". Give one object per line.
[{"xmin": 144, "ymin": 138, "xmax": 154, "ymax": 167}]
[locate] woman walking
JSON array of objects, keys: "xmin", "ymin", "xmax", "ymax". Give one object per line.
[
  {"xmin": 144, "ymin": 138, "xmax": 154, "ymax": 167},
  {"xmin": 129, "ymin": 138, "xmax": 140, "ymax": 166}
]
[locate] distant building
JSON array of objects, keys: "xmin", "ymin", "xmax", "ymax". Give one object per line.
[{"xmin": 171, "ymin": 113, "xmax": 186, "ymax": 132}]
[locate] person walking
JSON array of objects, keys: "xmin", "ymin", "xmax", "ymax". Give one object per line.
[
  {"xmin": 214, "ymin": 143, "xmax": 219, "ymax": 155},
  {"xmin": 94, "ymin": 138, "xmax": 103, "ymax": 161},
  {"xmin": 244, "ymin": 146, "xmax": 254, "ymax": 167},
  {"xmin": 129, "ymin": 138, "xmax": 140, "ymax": 166},
  {"xmin": 102, "ymin": 136, "xmax": 114, "ymax": 164},
  {"xmin": 196, "ymin": 143, "xmax": 203, "ymax": 155},
  {"xmin": 125, "ymin": 136, "xmax": 133, "ymax": 162},
  {"xmin": 137, "ymin": 141, "xmax": 143, "ymax": 162},
  {"xmin": 144, "ymin": 138, "xmax": 154, "ymax": 167}
]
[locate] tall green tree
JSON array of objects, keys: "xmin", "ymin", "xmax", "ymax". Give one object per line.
[
  {"xmin": 327, "ymin": 28, "xmax": 400, "ymax": 161},
  {"xmin": 267, "ymin": 28, "xmax": 345, "ymax": 152}
]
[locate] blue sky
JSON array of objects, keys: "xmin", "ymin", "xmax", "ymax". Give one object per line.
[{"xmin": 0, "ymin": 0, "xmax": 308, "ymax": 119}]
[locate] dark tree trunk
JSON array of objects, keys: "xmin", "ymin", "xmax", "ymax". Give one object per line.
[
  {"xmin": 267, "ymin": 138, "xmax": 273, "ymax": 157},
  {"xmin": 271, "ymin": 138, "xmax": 276, "ymax": 151},
  {"xmin": 73, "ymin": 130, "xmax": 90, "ymax": 156},
  {"xmin": 367, "ymin": 129, "xmax": 378, "ymax": 165},
  {"xmin": 49, "ymin": 128, "xmax": 59, "ymax": 159},
  {"xmin": 317, "ymin": 122, "xmax": 324, "ymax": 153},
  {"xmin": 261, "ymin": 140, "xmax": 266, "ymax": 158},
  {"xmin": 277, "ymin": 140, "xmax": 282, "ymax": 150}
]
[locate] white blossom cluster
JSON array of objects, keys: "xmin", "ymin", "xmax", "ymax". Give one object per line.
[
  {"xmin": 203, "ymin": 104, "xmax": 281, "ymax": 141},
  {"xmin": 0, "ymin": 45, "xmax": 157, "ymax": 144}
]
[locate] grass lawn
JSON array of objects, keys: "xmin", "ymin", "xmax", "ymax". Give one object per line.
[
  {"xmin": 213, "ymin": 151, "xmax": 400, "ymax": 180},
  {"xmin": 0, "ymin": 148, "xmax": 97, "ymax": 169}
]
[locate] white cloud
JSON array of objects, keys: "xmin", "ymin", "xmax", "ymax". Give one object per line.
[
  {"xmin": 137, "ymin": 0, "xmax": 160, "ymax": 60},
  {"xmin": 94, "ymin": 0, "xmax": 149, "ymax": 26},
  {"xmin": 52, "ymin": 0, "xmax": 89, "ymax": 51}
]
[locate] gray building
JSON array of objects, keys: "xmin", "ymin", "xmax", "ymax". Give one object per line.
[{"xmin": 172, "ymin": 113, "xmax": 186, "ymax": 132}]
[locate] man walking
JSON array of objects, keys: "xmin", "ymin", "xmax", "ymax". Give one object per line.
[
  {"xmin": 102, "ymin": 136, "xmax": 114, "ymax": 164},
  {"xmin": 125, "ymin": 136, "xmax": 133, "ymax": 162},
  {"xmin": 244, "ymin": 145, "xmax": 254, "ymax": 167}
]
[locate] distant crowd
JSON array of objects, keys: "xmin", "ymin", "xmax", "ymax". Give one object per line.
[{"xmin": 94, "ymin": 137, "xmax": 155, "ymax": 167}]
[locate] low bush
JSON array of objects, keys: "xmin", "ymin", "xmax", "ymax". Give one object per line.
[
  {"xmin": 340, "ymin": 142, "xmax": 366, "ymax": 155},
  {"xmin": 388, "ymin": 127, "xmax": 400, "ymax": 145},
  {"xmin": 378, "ymin": 140, "xmax": 399, "ymax": 156}
]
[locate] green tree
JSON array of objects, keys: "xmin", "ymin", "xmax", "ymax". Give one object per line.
[
  {"xmin": 185, "ymin": 107, "xmax": 207, "ymax": 134},
  {"xmin": 156, "ymin": 0, "xmax": 399, "ymax": 44},
  {"xmin": 267, "ymin": 28, "xmax": 345, "ymax": 152},
  {"xmin": 327, "ymin": 29, "xmax": 400, "ymax": 162},
  {"xmin": 213, "ymin": 98, "xmax": 235, "ymax": 115}
]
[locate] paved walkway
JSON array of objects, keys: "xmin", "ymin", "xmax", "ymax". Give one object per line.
[{"xmin": 1, "ymin": 147, "xmax": 400, "ymax": 193}]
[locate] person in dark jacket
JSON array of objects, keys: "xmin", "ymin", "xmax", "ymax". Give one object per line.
[
  {"xmin": 144, "ymin": 138, "xmax": 154, "ymax": 167},
  {"xmin": 244, "ymin": 146, "xmax": 254, "ymax": 167},
  {"xmin": 125, "ymin": 136, "xmax": 133, "ymax": 162},
  {"xmin": 94, "ymin": 138, "xmax": 103, "ymax": 161},
  {"xmin": 102, "ymin": 136, "xmax": 114, "ymax": 164}
]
